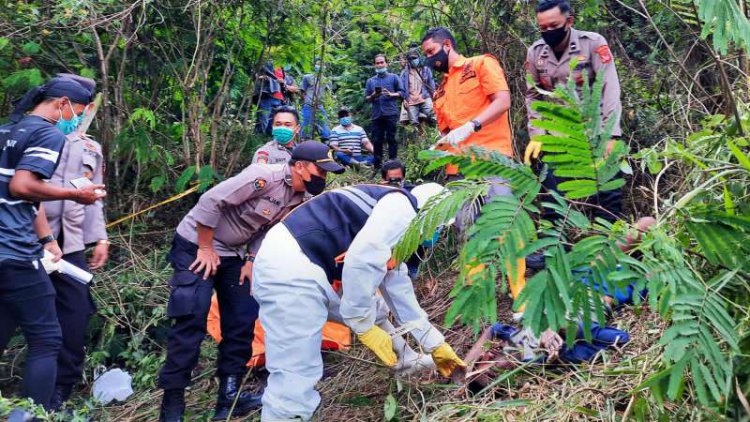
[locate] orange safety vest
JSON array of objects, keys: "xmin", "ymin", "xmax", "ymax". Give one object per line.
[{"xmin": 207, "ymin": 295, "xmax": 352, "ymax": 368}]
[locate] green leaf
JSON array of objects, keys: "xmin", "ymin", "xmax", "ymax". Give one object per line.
[
  {"xmin": 383, "ymin": 394, "xmax": 397, "ymax": 421},
  {"xmin": 175, "ymin": 166, "xmax": 196, "ymax": 192},
  {"xmin": 22, "ymin": 41, "xmax": 41, "ymax": 55}
]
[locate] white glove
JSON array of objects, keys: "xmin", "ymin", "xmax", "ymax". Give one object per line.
[{"xmin": 435, "ymin": 122, "xmax": 476, "ymax": 148}]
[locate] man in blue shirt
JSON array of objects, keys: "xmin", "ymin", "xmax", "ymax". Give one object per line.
[
  {"xmin": 365, "ymin": 54, "xmax": 405, "ymax": 168},
  {"xmin": 0, "ymin": 76, "xmax": 103, "ymax": 412}
]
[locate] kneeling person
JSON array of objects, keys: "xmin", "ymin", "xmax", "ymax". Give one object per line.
[
  {"xmin": 253, "ymin": 182, "xmax": 465, "ymax": 421},
  {"xmin": 158, "ymin": 140, "xmax": 343, "ymax": 422}
]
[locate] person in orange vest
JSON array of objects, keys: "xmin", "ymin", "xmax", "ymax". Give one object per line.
[
  {"xmin": 252, "ymin": 183, "xmax": 465, "ymax": 421},
  {"xmin": 421, "ymin": 26, "xmax": 527, "ymax": 303}
]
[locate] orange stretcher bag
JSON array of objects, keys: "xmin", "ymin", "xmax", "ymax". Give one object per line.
[{"xmin": 206, "ymin": 294, "xmax": 351, "ymax": 367}]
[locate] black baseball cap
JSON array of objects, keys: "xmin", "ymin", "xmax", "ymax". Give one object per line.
[{"xmin": 291, "ymin": 141, "xmax": 345, "ymax": 174}]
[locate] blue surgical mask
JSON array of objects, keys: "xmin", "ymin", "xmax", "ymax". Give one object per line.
[
  {"xmin": 272, "ymin": 126, "xmax": 295, "ymax": 144},
  {"xmin": 340, "ymin": 117, "xmax": 352, "ymax": 126},
  {"xmin": 56, "ymin": 102, "xmax": 82, "ymax": 135},
  {"xmin": 375, "ymin": 67, "xmax": 387, "ymax": 75},
  {"xmin": 411, "ymin": 59, "xmax": 420, "ymax": 67},
  {"xmin": 314, "ymin": 65, "xmax": 321, "ymax": 73}
]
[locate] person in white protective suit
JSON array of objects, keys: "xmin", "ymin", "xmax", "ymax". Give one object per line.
[{"xmin": 252, "ymin": 182, "xmax": 466, "ymax": 421}]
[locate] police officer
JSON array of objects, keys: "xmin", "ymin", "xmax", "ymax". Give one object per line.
[
  {"xmin": 253, "ymin": 182, "xmax": 465, "ymax": 421},
  {"xmin": 158, "ymin": 140, "xmax": 343, "ymax": 422},
  {"xmin": 252, "ymin": 106, "xmax": 299, "ymax": 165},
  {"xmin": 0, "ymin": 77, "xmax": 103, "ymax": 411},
  {"xmin": 524, "ymin": 0, "xmax": 623, "ymax": 222}
]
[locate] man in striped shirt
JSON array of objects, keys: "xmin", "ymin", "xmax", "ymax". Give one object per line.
[{"xmin": 329, "ymin": 108, "xmax": 374, "ymax": 167}]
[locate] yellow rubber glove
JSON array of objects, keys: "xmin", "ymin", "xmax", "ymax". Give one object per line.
[
  {"xmin": 431, "ymin": 343, "xmax": 466, "ymax": 377},
  {"xmin": 358, "ymin": 326, "xmax": 397, "ymax": 367},
  {"xmin": 523, "ymin": 140, "xmax": 542, "ymax": 165}
]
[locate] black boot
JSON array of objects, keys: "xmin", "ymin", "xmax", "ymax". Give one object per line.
[
  {"xmin": 212, "ymin": 375, "xmax": 262, "ymax": 421},
  {"xmin": 49, "ymin": 384, "xmax": 73, "ymax": 412},
  {"xmin": 159, "ymin": 389, "xmax": 185, "ymax": 422}
]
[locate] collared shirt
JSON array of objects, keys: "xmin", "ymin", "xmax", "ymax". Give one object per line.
[
  {"xmin": 525, "ymin": 28, "xmax": 622, "ymax": 137},
  {"xmin": 44, "ymin": 133, "xmax": 107, "ymax": 254},
  {"xmin": 365, "ymin": 73, "xmax": 406, "ymax": 120},
  {"xmin": 400, "ymin": 66, "xmax": 435, "ymax": 105},
  {"xmin": 407, "ymin": 69, "xmax": 425, "ymax": 105},
  {"xmin": 0, "ymin": 115, "xmax": 65, "ymax": 260},
  {"xmin": 301, "ymin": 74, "xmax": 331, "ymax": 105},
  {"xmin": 252, "ymin": 140, "xmax": 293, "ymax": 165},
  {"xmin": 176, "ymin": 163, "xmax": 305, "ymax": 257},
  {"xmin": 329, "ymin": 124, "xmax": 370, "ymax": 156},
  {"xmin": 433, "ymin": 54, "xmax": 513, "ymax": 158}
]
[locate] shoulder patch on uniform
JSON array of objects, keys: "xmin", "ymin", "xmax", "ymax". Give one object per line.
[
  {"xmin": 253, "ymin": 178, "xmax": 267, "ymax": 190},
  {"xmin": 256, "ymin": 151, "xmax": 269, "ymax": 164},
  {"xmin": 595, "ymin": 45, "xmax": 613, "ymax": 64}
]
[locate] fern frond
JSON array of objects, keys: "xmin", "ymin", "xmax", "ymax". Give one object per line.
[
  {"xmin": 529, "ymin": 70, "xmax": 627, "ymax": 200},
  {"xmin": 445, "ymin": 194, "xmax": 538, "ymax": 331},
  {"xmin": 393, "ymin": 180, "xmax": 487, "ymax": 262},
  {"xmin": 418, "ymin": 148, "xmax": 543, "ymax": 198}
]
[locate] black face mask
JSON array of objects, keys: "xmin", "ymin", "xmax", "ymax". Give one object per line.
[
  {"xmin": 424, "ymin": 46, "xmax": 449, "ymax": 73},
  {"xmin": 304, "ymin": 173, "xmax": 327, "ymax": 196},
  {"xmin": 541, "ymin": 25, "xmax": 569, "ymax": 49}
]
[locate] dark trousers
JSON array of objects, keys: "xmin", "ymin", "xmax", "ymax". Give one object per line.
[
  {"xmin": 50, "ymin": 251, "xmax": 96, "ymax": 386},
  {"xmin": 0, "ymin": 259, "xmax": 62, "ymax": 409},
  {"xmin": 371, "ymin": 115, "xmax": 399, "ymax": 168},
  {"xmin": 0, "ymin": 252, "xmax": 96, "ymax": 388},
  {"xmin": 158, "ymin": 234, "xmax": 258, "ymax": 390},
  {"xmin": 534, "ymin": 158, "xmax": 624, "ymax": 222}
]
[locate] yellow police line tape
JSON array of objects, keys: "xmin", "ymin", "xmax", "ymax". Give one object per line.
[{"xmin": 106, "ymin": 185, "xmax": 199, "ymax": 229}]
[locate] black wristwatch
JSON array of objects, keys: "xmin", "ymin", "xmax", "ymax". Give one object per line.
[
  {"xmin": 245, "ymin": 254, "xmax": 256, "ymax": 263},
  {"xmin": 38, "ymin": 234, "xmax": 55, "ymax": 245},
  {"xmin": 470, "ymin": 119, "xmax": 482, "ymax": 132}
]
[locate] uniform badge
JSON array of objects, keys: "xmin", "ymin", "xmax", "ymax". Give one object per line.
[
  {"xmin": 262, "ymin": 208, "xmax": 272, "ymax": 216},
  {"xmin": 256, "ymin": 151, "xmax": 269, "ymax": 164},
  {"xmin": 595, "ymin": 45, "xmax": 613, "ymax": 64},
  {"xmin": 537, "ymin": 58, "xmax": 545, "ymax": 67},
  {"xmin": 253, "ymin": 178, "xmax": 267, "ymax": 190},
  {"xmin": 85, "ymin": 141, "xmax": 97, "ymax": 151}
]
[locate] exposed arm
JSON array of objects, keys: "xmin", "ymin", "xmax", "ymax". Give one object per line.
[
  {"xmin": 35, "ymin": 205, "xmax": 63, "ymax": 262},
  {"xmin": 473, "ymin": 90, "xmax": 510, "ymax": 127},
  {"xmin": 33, "ymin": 205, "xmax": 53, "ymax": 238},
  {"xmin": 10, "ymin": 170, "xmax": 103, "ymax": 204}
]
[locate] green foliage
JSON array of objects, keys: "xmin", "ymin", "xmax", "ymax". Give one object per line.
[
  {"xmin": 529, "ymin": 66, "xmax": 628, "ymax": 199},
  {"xmin": 397, "ymin": 64, "xmax": 748, "ymax": 411},
  {"xmin": 696, "ymin": 0, "xmax": 750, "ymax": 54},
  {"xmin": 636, "ymin": 231, "xmax": 739, "ymax": 406}
]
